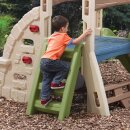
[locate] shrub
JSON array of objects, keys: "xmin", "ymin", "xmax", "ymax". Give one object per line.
[{"xmin": 0, "ymin": 15, "xmax": 15, "ymax": 49}]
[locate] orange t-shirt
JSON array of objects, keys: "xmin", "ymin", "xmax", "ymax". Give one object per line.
[{"xmin": 42, "ymin": 32, "xmax": 72, "ymax": 60}]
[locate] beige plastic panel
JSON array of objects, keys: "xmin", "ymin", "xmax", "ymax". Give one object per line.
[
  {"xmin": 0, "ymin": 0, "xmax": 52, "ymax": 102},
  {"xmin": 96, "ymin": 0, "xmax": 130, "ymax": 9},
  {"xmin": 82, "ymin": 0, "xmax": 110, "ymax": 116},
  {"xmin": 95, "ymin": 9, "xmax": 103, "ymax": 35},
  {"xmin": 51, "ymin": 0, "xmax": 130, "ymax": 10}
]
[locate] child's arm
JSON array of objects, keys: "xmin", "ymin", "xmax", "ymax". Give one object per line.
[{"xmin": 72, "ymin": 28, "xmax": 92, "ymax": 45}]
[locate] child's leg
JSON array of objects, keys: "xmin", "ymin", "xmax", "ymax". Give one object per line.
[
  {"xmin": 40, "ymin": 58, "xmax": 55, "ymax": 105},
  {"xmin": 40, "ymin": 71, "xmax": 54, "ymax": 100},
  {"xmin": 51, "ymin": 60, "xmax": 70, "ymax": 86}
]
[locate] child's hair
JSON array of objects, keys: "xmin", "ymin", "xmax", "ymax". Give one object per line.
[{"xmin": 52, "ymin": 15, "xmax": 69, "ymax": 31}]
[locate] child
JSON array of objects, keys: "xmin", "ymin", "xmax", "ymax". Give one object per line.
[{"xmin": 40, "ymin": 15, "xmax": 92, "ymax": 106}]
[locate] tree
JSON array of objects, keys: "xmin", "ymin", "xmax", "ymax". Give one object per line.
[
  {"xmin": 53, "ymin": 1, "xmax": 82, "ymax": 37},
  {"xmin": 0, "ymin": 0, "xmax": 31, "ymax": 19},
  {"xmin": 103, "ymin": 4, "xmax": 130, "ymax": 30}
]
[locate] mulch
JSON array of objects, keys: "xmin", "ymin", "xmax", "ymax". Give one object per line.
[{"xmin": 0, "ymin": 59, "xmax": 130, "ymax": 130}]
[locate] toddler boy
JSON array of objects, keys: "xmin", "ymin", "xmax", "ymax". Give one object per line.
[{"xmin": 40, "ymin": 15, "xmax": 92, "ymax": 106}]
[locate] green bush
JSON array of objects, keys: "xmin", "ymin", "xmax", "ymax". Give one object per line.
[{"xmin": 0, "ymin": 15, "xmax": 15, "ymax": 49}]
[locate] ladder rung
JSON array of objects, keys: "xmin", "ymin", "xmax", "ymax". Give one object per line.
[
  {"xmin": 61, "ymin": 49, "xmax": 74, "ymax": 59},
  {"xmin": 53, "ymin": 89, "xmax": 64, "ymax": 96},
  {"xmin": 105, "ymin": 80, "xmax": 130, "ymax": 91},
  {"xmin": 34, "ymin": 100, "xmax": 61, "ymax": 113},
  {"xmin": 38, "ymin": 83, "xmax": 64, "ymax": 96},
  {"xmin": 108, "ymin": 91, "xmax": 130, "ymax": 104}
]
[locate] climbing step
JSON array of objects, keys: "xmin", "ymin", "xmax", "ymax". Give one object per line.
[
  {"xmin": 26, "ymin": 43, "xmax": 83, "ymax": 120},
  {"xmin": 38, "ymin": 82, "xmax": 64, "ymax": 96},
  {"xmin": 105, "ymin": 80, "xmax": 130, "ymax": 108},
  {"xmin": 34, "ymin": 100, "xmax": 61, "ymax": 113}
]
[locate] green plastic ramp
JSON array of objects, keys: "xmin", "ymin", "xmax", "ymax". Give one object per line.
[{"xmin": 26, "ymin": 43, "xmax": 83, "ymax": 120}]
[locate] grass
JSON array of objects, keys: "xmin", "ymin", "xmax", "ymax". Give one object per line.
[{"xmin": 0, "ymin": 15, "xmax": 15, "ymax": 49}]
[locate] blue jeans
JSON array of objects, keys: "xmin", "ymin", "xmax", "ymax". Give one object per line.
[{"xmin": 40, "ymin": 58, "xmax": 70, "ymax": 100}]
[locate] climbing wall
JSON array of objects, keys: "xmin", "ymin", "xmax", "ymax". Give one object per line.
[
  {"xmin": 0, "ymin": 7, "xmax": 41, "ymax": 102},
  {"xmin": 0, "ymin": 0, "xmax": 52, "ymax": 103}
]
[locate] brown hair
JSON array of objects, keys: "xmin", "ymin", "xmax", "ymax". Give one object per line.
[{"xmin": 52, "ymin": 15, "xmax": 69, "ymax": 31}]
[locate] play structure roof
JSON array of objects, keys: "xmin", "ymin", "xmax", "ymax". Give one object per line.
[
  {"xmin": 96, "ymin": 0, "xmax": 130, "ymax": 9},
  {"xmin": 53, "ymin": 0, "xmax": 130, "ymax": 9}
]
